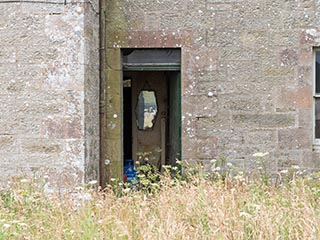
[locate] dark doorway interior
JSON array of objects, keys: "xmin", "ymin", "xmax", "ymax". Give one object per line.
[
  {"xmin": 123, "ymin": 78, "xmax": 132, "ymax": 160},
  {"xmin": 122, "ymin": 48, "xmax": 181, "ymax": 172},
  {"xmin": 122, "ymin": 71, "xmax": 181, "ymax": 170}
]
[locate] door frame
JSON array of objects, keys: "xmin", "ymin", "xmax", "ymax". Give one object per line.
[{"xmin": 101, "ymin": 48, "xmax": 181, "ymax": 185}]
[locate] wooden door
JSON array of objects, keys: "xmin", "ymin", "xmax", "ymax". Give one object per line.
[{"xmin": 132, "ymin": 72, "xmax": 167, "ymax": 169}]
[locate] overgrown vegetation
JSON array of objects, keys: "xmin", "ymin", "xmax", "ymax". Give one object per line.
[{"xmin": 1, "ymin": 158, "xmax": 320, "ymax": 239}]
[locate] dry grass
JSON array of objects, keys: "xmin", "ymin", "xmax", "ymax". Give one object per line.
[{"xmin": 1, "ymin": 174, "xmax": 320, "ymax": 239}]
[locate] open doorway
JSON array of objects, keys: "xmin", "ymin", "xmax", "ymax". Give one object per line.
[{"xmin": 122, "ymin": 49, "xmax": 181, "ymax": 172}]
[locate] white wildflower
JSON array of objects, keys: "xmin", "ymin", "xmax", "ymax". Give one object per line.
[
  {"xmin": 123, "ymin": 188, "xmax": 131, "ymax": 193},
  {"xmin": 96, "ymin": 200, "xmax": 103, "ymax": 208},
  {"xmin": 292, "ymin": 165, "xmax": 300, "ymax": 170},
  {"xmin": 226, "ymin": 163, "xmax": 233, "ymax": 168},
  {"xmin": 253, "ymin": 204, "xmax": 261, "ymax": 211},
  {"xmin": 239, "ymin": 212, "xmax": 251, "ymax": 218},
  {"xmin": 88, "ymin": 180, "xmax": 98, "ymax": 185},
  {"xmin": 210, "ymin": 159, "xmax": 217, "ymax": 164},
  {"xmin": 2, "ymin": 224, "xmax": 11, "ymax": 229},
  {"xmin": 252, "ymin": 152, "xmax": 269, "ymax": 157},
  {"xmin": 208, "ymin": 91, "xmax": 214, "ymax": 97},
  {"xmin": 176, "ymin": 160, "xmax": 182, "ymax": 165},
  {"xmin": 214, "ymin": 167, "xmax": 221, "ymax": 171},
  {"xmin": 18, "ymin": 223, "xmax": 28, "ymax": 228},
  {"xmin": 74, "ymin": 186, "xmax": 84, "ymax": 192},
  {"xmin": 76, "ymin": 193, "xmax": 92, "ymax": 201},
  {"xmin": 234, "ymin": 175, "xmax": 245, "ymax": 181},
  {"xmin": 118, "ymin": 234, "xmax": 128, "ymax": 238},
  {"xmin": 280, "ymin": 169, "xmax": 288, "ymax": 174}
]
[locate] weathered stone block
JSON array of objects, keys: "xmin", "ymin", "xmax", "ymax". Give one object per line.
[
  {"xmin": 183, "ymin": 46, "xmax": 217, "ymax": 73},
  {"xmin": 219, "ymin": 94, "xmax": 262, "ymax": 112},
  {"xmin": 196, "ymin": 137, "xmax": 218, "ymax": 159},
  {"xmin": 276, "ymin": 150, "xmax": 308, "ymax": 169},
  {"xmin": 106, "ymin": 48, "xmax": 121, "ymax": 71},
  {"xmin": 278, "ymin": 128, "xmax": 312, "ymax": 150},
  {"xmin": 207, "ymin": 3, "xmax": 233, "ymax": 11},
  {"xmin": 160, "ymin": 10, "xmax": 206, "ymax": 31},
  {"xmin": 20, "ymin": 2, "xmax": 64, "ymax": 14},
  {"xmin": 21, "ymin": 139, "xmax": 64, "ymax": 155},
  {"xmin": 269, "ymin": 30, "xmax": 300, "ymax": 47},
  {"xmin": 218, "ymin": 47, "xmax": 255, "ymax": 62},
  {"xmin": 244, "ymin": 130, "xmax": 277, "ymax": 146},
  {"xmin": 261, "ymin": 65, "xmax": 296, "ymax": 78},
  {"xmin": 233, "ymin": 114, "xmax": 295, "ymax": 128},
  {"xmin": 207, "ymin": 30, "xmax": 241, "ymax": 48},
  {"xmin": 280, "ymin": 48, "xmax": 299, "ymax": 66},
  {"xmin": 0, "ymin": 47, "xmax": 16, "ymax": 64},
  {"xmin": 183, "ymin": 95, "xmax": 218, "ymax": 118},
  {"xmin": 195, "ymin": 113, "xmax": 232, "ymax": 133},
  {"xmin": 282, "ymin": 10, "xmax": 315, "ymax": 29},
  {"xmin": 298, "ymin": 109, "xmax": 312, "ymax": 129},
  {"xmin": 297, "ymin": 65, "xmax": 312, "ymax": 86},
  {"xmin": 197, "ymin": 78, "xmax": 235, "ymax": 96},
  {"xmin": 276, "ymin": 86, "xmax": 312, "ymax": 110},
  {"xmin": 65, "ymin": 139, "xmax": 83, "ymax": 164},
  {"xmin": 0, "ymin": 136, "xmax": 18, "ymax": 153},
  {"xmin": 41, "ymin": 116, "xmax": 82, "ymax": 139},
  {"xmin": 226, "ymin": 60, "xmax": 261, "ymax": 82},
  {"xmin": 0, "ymin": 115, "xmax": 42, "ymax": 136},
  {"xmin": 105, "ymin": 138, "xmax": 122, "ymax": 179},
  {"xmin": 207, "ymin": 0, "xmax": 242, "ymax": 3}
]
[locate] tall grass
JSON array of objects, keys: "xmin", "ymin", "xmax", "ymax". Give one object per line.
[{"xmin": 1, "ymin": 172, "xmax": 320, "ymax": 239}]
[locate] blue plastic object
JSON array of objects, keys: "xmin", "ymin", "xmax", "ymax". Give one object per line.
[{"xmin": 124, "ymin": 159, "xmax": 137, "ymax": 182}]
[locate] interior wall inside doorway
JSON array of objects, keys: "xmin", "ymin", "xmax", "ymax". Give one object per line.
[
  {"xmin": 122, "ymin": 71, "xmax": 181, "ymax": 168},
  {"xmin": 168, "ymin": 71, "xmax": 181, "ymax": 165}
]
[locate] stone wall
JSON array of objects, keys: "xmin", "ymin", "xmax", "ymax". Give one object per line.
[
  {"xmin": 0, "ymin": 0, "xmax": 99, "ymax": 188},
  {"xmin": 104, "ymin": 0, "xmax": 320, "ymax": 175},
  {"xmin": 2, "ymin": 0, "xmax": 320, "ymax": 186}
]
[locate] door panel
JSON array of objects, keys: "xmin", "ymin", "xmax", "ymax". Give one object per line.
[
  {"xmin": 168, "ymin": 72, "xmax": 181, "ymax": 164},
  {"xmin": 132, "ymin": 72, "xmax": 167, "ymax": 169}
]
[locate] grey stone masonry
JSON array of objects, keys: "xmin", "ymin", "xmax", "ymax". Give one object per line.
[
  {"xmin": 0, "ymin": 0, "xmax": 99, "ymax": 189},
  {"xmin": 2, "ymin": 0, "xmax": 320, "ymax": 187},
  {"xmin": 104, "ymin": 0, "xmax": 320, "ymax": 175}
]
